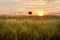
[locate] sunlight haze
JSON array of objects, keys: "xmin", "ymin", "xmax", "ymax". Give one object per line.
[{"xmin": 0, "ymin": 0, "xmax": 60, "ymax": 15}]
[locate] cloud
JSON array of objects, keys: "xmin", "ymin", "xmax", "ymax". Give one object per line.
[
  {"xmin": 29, "ymin": 0, "xmax": 60, "ymax": 3},
  {"xmin": 0, "ymin": 0, "xmax": 60, "ymax": 13},
  {"xmin": 0, "ymin": 0, "xmax": 21, "ymax": 2}
]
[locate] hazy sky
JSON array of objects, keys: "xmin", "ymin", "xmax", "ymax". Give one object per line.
[{"xmin": 0, "ymin": 0, "xmax": 60, "ymax": 14}]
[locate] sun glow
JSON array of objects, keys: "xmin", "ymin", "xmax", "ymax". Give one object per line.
[{"xmin": 37, "ymin": 11, "xmax": 47, "ymax": 16}]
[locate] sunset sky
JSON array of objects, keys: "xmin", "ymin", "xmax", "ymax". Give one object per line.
[{"xmin": 0, "ymin": 0, "xmax": 60, "ymax": 14}]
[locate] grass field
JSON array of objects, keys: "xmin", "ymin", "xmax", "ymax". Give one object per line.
[{"xmin": 0, "ymin": 16, "xmax": 60, "ymax": 40}]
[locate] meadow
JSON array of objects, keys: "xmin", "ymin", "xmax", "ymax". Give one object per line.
[{"xmin": 0, "ymin": 16, "xmax": 60, "ymax": 40}]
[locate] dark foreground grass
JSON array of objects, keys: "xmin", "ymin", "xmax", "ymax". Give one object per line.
[{"xmin": 0, "ymin": 16, "xmax": 60, "ymax": 40}]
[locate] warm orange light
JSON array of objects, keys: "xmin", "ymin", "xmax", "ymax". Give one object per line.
[{"xmin": 37, "ymin": 11, "xmax": 47, "ymax": 16}]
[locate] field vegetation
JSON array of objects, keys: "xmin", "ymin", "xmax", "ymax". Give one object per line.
[{"xmin": 0, "ymin": 16, "xmax": 60, "ymax": 40}]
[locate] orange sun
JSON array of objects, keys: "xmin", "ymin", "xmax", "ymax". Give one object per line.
[{"xmin": 37, "ymin": 11, "xmax": 47, "ymax": 16}]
